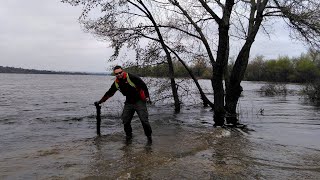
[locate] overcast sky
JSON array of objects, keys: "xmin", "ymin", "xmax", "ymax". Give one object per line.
[{"xmin": 0, "ymin": 0, "xmax": 308, "ymax": 73}]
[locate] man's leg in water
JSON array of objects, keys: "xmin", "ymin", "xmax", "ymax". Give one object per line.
[
  {"xmin": 135, "ymin": 100, "xmax": 152, "ymax": 142},
  {"xmin": 122, "ymin": 103, "xmax": 135, "ymax": 140}
]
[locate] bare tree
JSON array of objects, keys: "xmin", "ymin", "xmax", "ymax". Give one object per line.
[
  {"xmin": 63, "ymin": 0, "xmax": 183, "ymax": 112},
  {"xmin": 62, "ymin": 0, "xmax": 217, "ymax": 112},
  {"xmin": 160, "ymin": 0, "xmax": 320, "ymax": 125},
  {"xmin": 225, "ymin": 0, "xmax": 320, "ymax": 125},
  {"xmin": 63, "ymin": 0, "xmax": 320, "ymax": 126}
]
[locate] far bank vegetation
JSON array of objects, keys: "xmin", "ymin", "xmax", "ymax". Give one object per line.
[
  {"xmin": 127, "ymin": 48, "xmax": 320, "ymax": 101},
  {"xmin": 127, "ymin": 48, "xmax": 320, "ymax": 84}
]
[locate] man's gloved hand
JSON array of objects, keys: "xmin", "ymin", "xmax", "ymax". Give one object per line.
[
  {"xmin": 94, "ymin": 101, "xmax": 100, "ymax": 106},
  {"xmin": 146, "ymin": 97, "xmax": 152, "ymax": 104}
]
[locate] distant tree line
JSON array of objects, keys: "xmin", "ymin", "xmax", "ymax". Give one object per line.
[
  {"xmin": 126, "ymin": 49, "xmax": 320, "ymax": 83},
  {"xmin": 244, "ymin": 49, "xmax": 320, "ymax": 83},
  {"xmin": 126, "ymin": 57, "xmax": 212, "ymax": 79},
  {"xmin": 0, "ymin": 66, "xmax": 89, "ymax": 75}
]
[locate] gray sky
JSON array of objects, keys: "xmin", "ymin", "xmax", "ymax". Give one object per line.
[
  {"xmin": 0, "ymin": 0, "xmax": 111, "ymax": 72},
  {"xmin": 0, "ymin": 0, "xmax": 308, "ymax": 73}
]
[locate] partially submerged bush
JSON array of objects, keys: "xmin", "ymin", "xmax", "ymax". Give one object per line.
[
  {"xmin": 302, "ymin": 81, "xmax": 320, "ymax": 102},
  {"xmin": 259, "ymin": 83, "xmax": 290, "ymax": 96}
]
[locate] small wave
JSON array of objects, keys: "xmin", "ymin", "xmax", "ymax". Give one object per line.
[
  {"xmin": 214, "ymin": 128, "xmax": 231, "ymax": 138},
  {"xmin": 63, "ymin": 117, "xmax": 84, "ymax": 121},
  {"xmin": 37, "ymin": 148, "xmax": 60, "ymax": 157},
  {"xmin": 0, "ymin": 118, "xmax": 17, "ymax": 125},
  {"xmin": 3, "ymin": 121, "xmax": 16, "ymax": 125},
  {"xmin": 22, "ymin": 109, "xmax": 32, "ymax": 112},
  {"xmin": 62, "ymin": 101, "xmax": 77, "ymax": 104}
]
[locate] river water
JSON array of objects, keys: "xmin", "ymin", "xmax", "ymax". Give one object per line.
[{"xmin": 0, "ymin": 73, "xmax": 319, "ymax": 179}]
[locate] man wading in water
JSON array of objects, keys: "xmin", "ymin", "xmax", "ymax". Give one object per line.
[{"xmin": 95, "ymin": 66, "xmax": 153, "ymax": 144}]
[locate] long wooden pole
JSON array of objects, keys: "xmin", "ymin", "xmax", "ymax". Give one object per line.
[{"xmin": 95, "ymin": 103, "xmax": 101, "ymax": 136}]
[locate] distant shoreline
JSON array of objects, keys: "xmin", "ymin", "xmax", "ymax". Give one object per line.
[{"xmin": 0, "ymin": 66, "xmax": 109, "ymax": 76}]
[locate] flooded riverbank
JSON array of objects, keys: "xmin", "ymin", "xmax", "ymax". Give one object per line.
[{"xmin": 1, "ymin": 74, "xmax": 319, "ymax": 179}]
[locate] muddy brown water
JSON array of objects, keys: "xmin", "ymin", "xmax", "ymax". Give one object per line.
[{"xmin": 1, "ymin": 74, "xmax": 319, "ymax": 179}]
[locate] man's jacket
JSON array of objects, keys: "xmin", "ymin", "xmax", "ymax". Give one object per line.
[{"xmin": 101, "ymin": 72, "xmax": 150, "ymax": 104}]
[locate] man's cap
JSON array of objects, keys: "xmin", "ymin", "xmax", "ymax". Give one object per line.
[{"xmin": 113, "ymin": 65, "xmax": 122, "ymax": 71}]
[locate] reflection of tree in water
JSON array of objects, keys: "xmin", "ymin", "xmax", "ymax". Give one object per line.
[
  {"xmin": 90, "ymin": 134, "xmax": 157, "ymax": 179},
  {"xmin": 90, "ymin": 135, "xmax": 126, "ymax": 178},
  {"xmin": 210, "ymin": 128, "xmax": 254, "ymax": 179}
]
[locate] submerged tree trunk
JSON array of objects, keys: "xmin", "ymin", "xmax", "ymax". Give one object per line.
[
  {"xmin": 168, "ymin": 61, "xmax": 181, "ymax": 113},
  {"xmin": 139, "ymin": 1, "xmax": 181, "ymax": 112},
  {"xmin": 212, "ymin": 69, "xmax": 225, "ymax": 125},
  {"xmin": 154, "ymin": 30, "xmax": 181, "ymax": 113},
  {"xmin": 153, "ymin": 29, "xmax": 180, "ymax": 113},
  {"xmin": 167, "ymin": 46, "xmax": 214, "ymax": 108},
  {"xmin": 225, "ymin": 42, "xmax": 253, "ymax": 124},
  {"xmin": 212, "ymin": 25, "xmax": 231, "ymax": 125},
  {"xmin": 211, "ymin": 1, "xmax": 234, "ymax": 126},
  {"xmin": 225, "ymin": 0, "xmax": 266, "ymax": 124}
]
